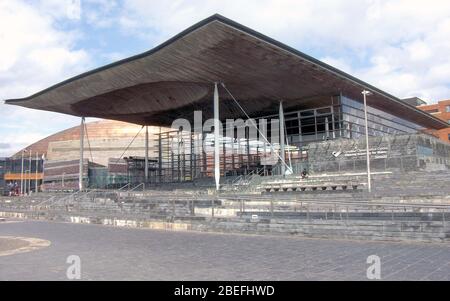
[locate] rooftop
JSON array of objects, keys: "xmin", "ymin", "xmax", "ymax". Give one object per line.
[{"xmin": 4, "ymin": 14, "xmax": 448, "ymax": 130}]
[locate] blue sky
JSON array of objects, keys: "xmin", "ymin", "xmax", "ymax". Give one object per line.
[{"xmin": 1, "ymin": 0, "xmax": 450, "ymax": 157}]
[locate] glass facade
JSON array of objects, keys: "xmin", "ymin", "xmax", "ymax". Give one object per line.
[
  {"xmin": 256, "ymin": 95, "xmax": 422, "ymax": 147},
  {"xmin": 257, "ymin": 96, "xmax": 342, "ymax": 146},
  {"xmin": 340, "ymin": 96, "xmax": 422, "ymax": 139},
  {"xmin": 0, "ymin": 157, "xmax": 44, "ymax": 195}
]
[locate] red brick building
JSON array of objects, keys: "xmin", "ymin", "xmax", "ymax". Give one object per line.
[{"xmin": 417, "ymin": 99, "xmax": 450, "ymax": 143}]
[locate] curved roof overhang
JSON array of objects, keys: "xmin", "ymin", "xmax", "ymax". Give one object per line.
[{"xmin": 4, "ymin": 14, "xmax": 448, "ymax": 130}]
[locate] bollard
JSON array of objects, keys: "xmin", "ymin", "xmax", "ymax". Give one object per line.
[{"xmin": 211, "ymin": 199, "xmax": 215, "ymax": 218}]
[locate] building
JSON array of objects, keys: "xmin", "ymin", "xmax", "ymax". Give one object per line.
[
  {"xmin": 1, "ymin": 120, "xmax": 165, "ymax": 192},
  {"xmin": 0, "ymin": 156, "xmax": 43, "ymax": 196},
  {"xmin": 417, "ymin": 99, "xmax": 450, "ymax": 143},
  {"xmin": 4, "ymin": 14, "xmax": 449, "ymax": 190},
  {"xmin": 401, "ymin": 97, "xmax": 427, "ymax": 107}
]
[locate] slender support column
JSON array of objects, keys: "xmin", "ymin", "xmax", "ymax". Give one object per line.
[
  {"xmin": 190, "ymin": 131, "xmax": 194, "ymax": 180},
  {"xmin": 222, "ymin": 129, "xmax": 226, "ymax": 176},
  {"xmin": 79, "ymin": 117, "xmax": 85, "ymax": 191},
  {"xmin": 20, "ymin": 151, "xmax": 24, "ymax": 195},
  {"xmin": 279, "ymin": 101, "xmax": 286, "ymax": 176},
  {"xmin": 28, "ymin": 150, "xmax": 32, "ymax": 194},
  {"xmin": 35, "ymin": 152, "xmax": 39, "ymax": 193},
  {"xmin": 145, "ymin": 126, "xmax": 149, "ymax": 183},
  {"xmin": 158, "ymin": 129, "xmax": 162, "ymax": 183},
  {"xmin": 261, "ymin": 119, "xmax": 267, "ymax": 175},
  {"xmin": 214, "ymin": 82, "xmax": 220, "ymax": 191},
  {"xmin": 246, "ymin": 128, "xmax": 250, "ymax": 171},
  {"xmin": 362, "ymin": 90, "xmax": 372, "ymax": 193}
]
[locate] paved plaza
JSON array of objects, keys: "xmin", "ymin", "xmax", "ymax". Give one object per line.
[{"xmin": 0, "ymin": 220, "xmax": 450, "ymax": 281}]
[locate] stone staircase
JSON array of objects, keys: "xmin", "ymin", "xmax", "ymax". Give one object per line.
[{"xmin": 372, "ymin": 170, "xmax": 450, "ymax": 197}]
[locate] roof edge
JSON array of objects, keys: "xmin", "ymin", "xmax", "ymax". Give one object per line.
[
  {"xmin": 4, "ymin": 14, "xmax": 225, "ymax": 104},
  {"xmin": 4, "ymin": 14, "xmax": 448, "ymax": 129}
]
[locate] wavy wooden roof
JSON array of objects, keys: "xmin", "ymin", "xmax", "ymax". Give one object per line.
[{"xmin": 4, "ymin": 14, "xmax": 448, "ymax": 130}]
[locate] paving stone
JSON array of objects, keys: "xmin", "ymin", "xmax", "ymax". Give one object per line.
[{"xmin": 0, "ymin": 220, "xmax": 449, "ymax": 280}]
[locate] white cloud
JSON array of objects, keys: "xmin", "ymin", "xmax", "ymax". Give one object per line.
[
  {"xmin": 0, "ymin": 0, "xmax": 92, "ymax": 157},
  {"xmin": 34, "ymin": 0, "xmax": 82, "ymax": 21}
]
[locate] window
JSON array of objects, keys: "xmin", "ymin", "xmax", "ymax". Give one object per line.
[
  {"xmin": 448, "ymin": 134, "xmax": 450, "ymax": 141},
  {"xmin": 425, "ymin": 108, "xmax": 439, "ymax": 114},
  {"xmin": 448, "ymin": 120, "xmax": 450, "ymax": 124},
  {"xmin": 446, "ymin": 106, "xmax": 450, "ymax": 113}
]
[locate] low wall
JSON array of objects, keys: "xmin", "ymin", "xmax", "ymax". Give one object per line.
[{"xmin": 1, "ymin": 210, "xmax": 449, "ymax": 243}]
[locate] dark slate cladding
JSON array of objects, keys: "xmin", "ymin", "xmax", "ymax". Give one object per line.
[{"xmin": 305, "ymin": 133, "xmax": 450, "ymax": 173}]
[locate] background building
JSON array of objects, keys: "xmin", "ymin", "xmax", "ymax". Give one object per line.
[
  {"xmin": 417, "ymin": 99, "xmax": 450, "ymax": 143},
  {"xmin": 1, "ymin": 120, "xmax": 165, "ymax": 193}
]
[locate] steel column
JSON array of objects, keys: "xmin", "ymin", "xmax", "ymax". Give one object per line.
[
  {"xmin": 214, "ymin": 82, "xmax": 220, "ymax": 191},
  {"xmin": 279, "ymin": 101, "xmax": 286, "ymax": 176},
  {"xmin": 79, "ymin": 117, "xmax": 85, "ymax": 191}
]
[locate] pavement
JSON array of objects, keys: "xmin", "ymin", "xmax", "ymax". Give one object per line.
[{"xmin": 0, "ymin": 219, "xmax": 450, "ymax": 281}]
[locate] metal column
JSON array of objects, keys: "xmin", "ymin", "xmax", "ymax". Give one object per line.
[
  {"xmin": 279, "ymin": 101, "xmax": 286, "ymax": 176},
  {"xmin": 20, "ymin": 150, "xmax": 24, "ymax": 195},
  {"xmin": 28, "ymin": 150, "xmax": 32, "ymax": 194},
  {"xmin": 145, "ymin": 126, "xmax": 149, "ymax": 183},
  {"xmin": 158, "ymin": 128, "xmax": 162, "ymax": 183},
  {"xmin": 35, "ymin": 152, "xmax": 39, "ymax": 193},
  {"xmin": 214, "ymin": 82, "xmax": 220, "ymax": 191},
  {"xmin": 362, "ymin": 90, "xmax": 372, "ymax": 193},
  {"xmin": 79, "ymin": 117, "xmax": 85, "ymax": 191}
]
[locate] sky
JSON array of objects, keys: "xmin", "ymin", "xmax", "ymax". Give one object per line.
[{"xmin": 1, "ymin": 0, "xmax": 450, "ymax": 157}]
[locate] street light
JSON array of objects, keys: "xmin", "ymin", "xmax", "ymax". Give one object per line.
[
  {"xmin": 20, "ymin": 149, "xmax": 27, "ymax": 195},
  {"xmin": 28, "ymin": 149, "xmax": 32, "ymax": 194},
  {"xmin": 362, "ymin": 90, "xmax": 373, "ymax": 193}
]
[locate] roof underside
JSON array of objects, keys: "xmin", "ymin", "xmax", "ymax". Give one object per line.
[{"xmin": 4, "ymin": 14, "xmax": 448, "ymax": 130}]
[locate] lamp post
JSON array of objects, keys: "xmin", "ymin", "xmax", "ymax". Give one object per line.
[
  {"xmin": 362, "ymin": 90, "xmax": 373, "ymax": 193},
  {"xmin": 20, "ymin": 149, "xmax": 26, "ymax": 195},
  {"xmin": 28, "ymin": 150, "xmax": 32, "ymax": 194},
  {"xmin": 35, "ymin": 152, "xmax": 39, "ymax": 193}
]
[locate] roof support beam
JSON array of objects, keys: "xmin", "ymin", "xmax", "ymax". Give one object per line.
[
  {"xmin": 214, "ymin": 82, "xmax": 220, "ymax": 191},
  {"xmin": 79, "ymin": 117, "xmax": 85, "ymax": 191},
  {"xmin": 145, "ymin": 126, "xmax": 149, "ymax": 184},
  {"xmin": 279, "ymin": 101, "xmax": 286, "ymax": 176}
]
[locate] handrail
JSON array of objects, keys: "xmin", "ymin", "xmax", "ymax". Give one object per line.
[
  {"xmin": 35, "ymin": 195, "xmax": 57, "ymax": 207},
  {"xmin": 118, "ymin": 183, "xmax": 131, "ymax": 191},
  {"xmin": 129, "ymin": 183, "xmax": 144, "ymax": 192}
]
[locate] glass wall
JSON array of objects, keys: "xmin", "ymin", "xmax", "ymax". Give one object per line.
[
  {"xmin": 254, "ymin": 95, "xmax": 422, "ymax": 148},
  {"xmin": 257, "ymin": 96, "xmax": 342, "ymax": 146},
  {"xmin": 340, "ymin": 96, "xmax": 422, "ymax": 139}
]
